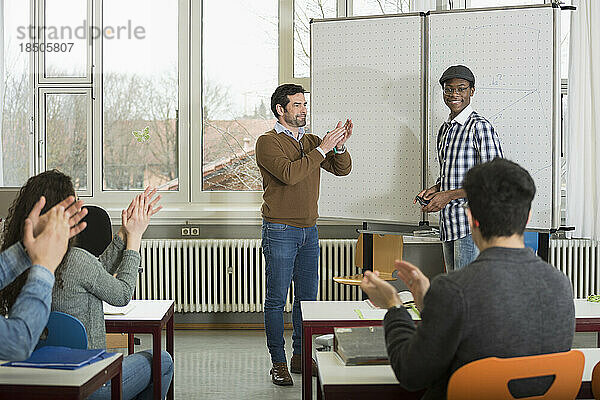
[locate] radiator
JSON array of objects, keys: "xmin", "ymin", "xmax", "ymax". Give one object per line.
[
  {"xmin": 135, "ymin": 239, "xmax": 360, "ymax": 312},
  {"xmin": 550, "ymin": 239, "xmax": 600, "ymax": 299}
]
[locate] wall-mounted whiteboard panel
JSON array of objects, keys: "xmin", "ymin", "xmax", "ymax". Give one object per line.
[
  {"xmin": 427, "ymin": 6, "xmax": 557, "ymax": 230},
  {"xmin": 312, "ymin": 15, "xmax": 423, "ymax": 224}
]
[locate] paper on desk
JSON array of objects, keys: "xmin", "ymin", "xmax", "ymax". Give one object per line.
[
  {"xmin": 354, "ymin": 307, "xmax": 420, "ymax": 321},
  {"xmin": 103, "ymin": 301, "xmax": 136, "ymax": 315},
  {"xmin": 363, "ymin": 291, "xmax": 414, "ymax": 309}
]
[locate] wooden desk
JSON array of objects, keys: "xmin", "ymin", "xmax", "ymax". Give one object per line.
[
  {"xmin": 302, "ymin": 299, "xmax": 600, "ymax": 400},
  {"xmin": 0, "ymin": 353, "xmax": 122, "ymax": 399},
  {"xmin": 301, "ymin": 301, "xmax": 392, "ymax": 400},
  {"xmin": 315, "ymin": 352, "xmax": 423, "ymax": 400},
  {"xmin": 317, "ymin": 349, "xmax": 600, "ymax": 400},
  {"xmin": 575, "ymin": 300, "xmax": 600, "ymax": 346},
  {"xmin": 105, "ymin": 300, "xmax": 174, "ymax": 400}
]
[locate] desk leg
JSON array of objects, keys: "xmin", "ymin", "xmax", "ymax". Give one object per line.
[
  {"xmin": 128, "ymin": 334, "xmax": 135, "ymax": 355},
  {"xmin": 316, "ymin": 371, "xmax": 322, "ymax": 400},
  {"xmin": 152, "ymin": 327, "xmax": 162, "ymax": 400},
  {"xmin": 167, "ymin": 315, "xmax": 174, "ymax": 400},
  {"xmin": 302, "ymin": 324, "xmax": 313, "ymax": 400},
  {"xmin": 111, "ymin": 363, "xmax": 123, "ymax": 400}
]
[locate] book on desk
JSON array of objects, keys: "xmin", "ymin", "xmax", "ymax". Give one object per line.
[{"xmin": 334, "ymin": 326, "xmax": 389, "ymax": 366}]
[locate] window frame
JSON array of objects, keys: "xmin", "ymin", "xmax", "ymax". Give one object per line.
[
  {"xmin": 38, "ymin": 87, "xmax": 94, "ymax": 196},
  {"xmin": 37, "ymin": 0, "xmax": 93, "ymax": 83}
]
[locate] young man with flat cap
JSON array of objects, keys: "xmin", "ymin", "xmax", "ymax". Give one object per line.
[
  {"xmin": 416, "ymin": 65, "xmax": 503, "ymax": 270},
  {"xmin": 255, "ymin": 83, "xmax": 353, "ymax": 386}
]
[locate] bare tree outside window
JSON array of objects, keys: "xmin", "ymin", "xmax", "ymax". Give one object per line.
[
  {"xmin": 1, "ymin": 1, "xmax": 31, "ymax": 187},
  {"xmin": 294, "ymin": 0, "xmax": 336, "ymax": 79},
  {"xmin": 103, "ymin": 0, "xmax": 179, "ymax": 191},
  {"xmin": 45, "ymin": 93, "xmax": 88, "ymax": 190},
  {"xmin": 202, "ymin": 0, "xmax": 278, "ymax": 191}
]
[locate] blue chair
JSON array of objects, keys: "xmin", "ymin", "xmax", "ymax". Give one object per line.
[
  {"xmin": 36, "ymin": 311, "xmax": 88, "ymax": 350},
  {"xmin": 524, "ymin": 232, "xmax": 539, "ymax": 254}
]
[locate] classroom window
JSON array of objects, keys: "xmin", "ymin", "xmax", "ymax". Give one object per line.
[
  {"xmin": 43, "ymin": 0, "xmax": 89, "ymax": 78},
  {"xmin": 467, "ymin": 0, "xmax": 545, "ymax": 7},
  {"xmin": 1, "ymin": 0, "xmax": 32, "ymax": 187},
  {"xmin": 42, "ymin": 91, "xmax": 92, "ymax": 192},
  {"xmin": 293, "ymin": 0, "xmax": 336, "ymax": 79},
  {"xmin": 202, "ymin": 0, "xmax": 277, "ymax": 191},
  {"xmin": 352, "ymin": 0, "xmax": 411, "ymax": 16},
  {"xmin": 102, "ymin": 0, "xmax": 180, "ymax": 191}
]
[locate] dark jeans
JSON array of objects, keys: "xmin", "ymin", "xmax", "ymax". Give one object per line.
[{"xmin": 262, "ymin": 220, "xmax": 319, "ymax": 363}]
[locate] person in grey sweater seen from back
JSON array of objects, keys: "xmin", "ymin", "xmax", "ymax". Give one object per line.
[{"xmin": 361, "ymin": 158, "xmax": 574, "ymax": 399}]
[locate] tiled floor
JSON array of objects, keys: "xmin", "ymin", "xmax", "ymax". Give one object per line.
[
  {"xmin": 125, "ymin": 330, "xmax": 598, "ymax": 400},
  {"xmin": 131, "ymin": 329, "xmax": 313, "ymax": 400}
]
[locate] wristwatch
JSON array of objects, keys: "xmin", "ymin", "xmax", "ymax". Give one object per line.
[
  {"xmin": 387, "ymin": 303, "xmax": 404, "ymax": 312},
  {"xmin": 333, "ymin": 145, "xmax": 346, "ymax": 154}
]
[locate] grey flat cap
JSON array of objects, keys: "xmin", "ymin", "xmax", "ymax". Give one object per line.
[{"xmin": 439, "ymin": 65, "xmax": 475, "ymax": 87}]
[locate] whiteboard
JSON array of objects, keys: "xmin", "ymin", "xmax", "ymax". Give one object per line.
[
  {"xmin": 427, "ymin": 6, "xmax": 558, "ymax": 230},
  {"xmin": 312, "ymin": 15, "xmax": 424, "ymax": 224}
]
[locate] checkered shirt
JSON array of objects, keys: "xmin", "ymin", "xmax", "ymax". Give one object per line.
[{"xmin": 436, "ymin": 105, "xmax": 504, "ymax": 242}]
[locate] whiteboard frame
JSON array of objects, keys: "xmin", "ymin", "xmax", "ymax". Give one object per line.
[
  {"xmin": 427, "ymin": 3, "xmax": 560, "ymax": 231},
  {"xmin": 310, "ymin": 3, "xmax": 561, "ymax": 231}
]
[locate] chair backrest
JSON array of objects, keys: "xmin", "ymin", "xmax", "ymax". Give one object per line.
[
  {"xmin": 355, "ymin": 233, "xmax": 403, "ymax": 274},
  {"xmin": 36, "ymin": 311, "xmax": 88, "ymax": 350},
  {"xmin": 447, "ymin": 350, "xmax": 584, "ymax": 400},
  {"xmin": 76, "ymin": 204, "xmax": 112, "ymax": 257},
  {"xmin": 592, "ymin": 361, "xmax": 600, "ymax": 400}
]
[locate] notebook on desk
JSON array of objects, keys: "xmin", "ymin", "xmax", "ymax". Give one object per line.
[
  {"xmin": 2, "ymin": 346, "xmax": 115, "ymax": 370},
  {"xmin": 103, "ymin": 301, "xmax": 136, "ymax": 315},
  {"xmin": 334, "ymin": 326, "xmax": 389, "ymax": 366}
]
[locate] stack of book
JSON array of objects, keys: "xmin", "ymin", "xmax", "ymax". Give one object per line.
[{"xmin": 334, "ymin": 326, "xmax": 389, "ymax": 366}]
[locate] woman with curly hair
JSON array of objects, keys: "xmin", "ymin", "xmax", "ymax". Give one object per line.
[{"xmin": 0, "ymin": 170, "xmax": 173, "ymax": 400}]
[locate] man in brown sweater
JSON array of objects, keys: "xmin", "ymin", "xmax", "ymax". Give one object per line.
[{"xmin": 256, "ymin": 83, "xmax": 352, "ymax": 386}]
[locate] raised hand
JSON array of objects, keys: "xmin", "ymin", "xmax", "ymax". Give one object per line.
[
  {"xmin": 318, "ymin": 121, "xmax": 346, "ymax": 153},
  {"xmin": 23, "ymin": 205, "xmax": 71, "ymax": 273},
  {"xmin": 336, "ymin": 118, "xmax": 353, "ymax": 148},
  {"xmin": 360, "ymin": 270, "xmax": 402, "ymax": 310},
  {"xmin": 28, "ymin": 196, "xmax": 88, "ymax": 238},
  {"xmin": 394, "ymin": 260, "xmax": 430, "ymax": 311},
  {"xmin": 121, "ymin": 187, "xmax": 162, "ymax": 250}
]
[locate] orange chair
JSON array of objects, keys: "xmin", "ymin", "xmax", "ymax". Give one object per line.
[
  {"xmin": 592, "ymin": 360, "xmax": 600, "ymax": 399},
  {"xmin": 447, "ymin": 350, "xmax": 584, "ymax": 400}
]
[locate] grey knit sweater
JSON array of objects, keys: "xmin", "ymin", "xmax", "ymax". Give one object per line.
[
  {"xmin": 383, "ymin": 247, "xmax": 575, "ymax": 399},
  {"xmin": 51, "ymin": 234, "xmax": 141, "ymax": 349}
]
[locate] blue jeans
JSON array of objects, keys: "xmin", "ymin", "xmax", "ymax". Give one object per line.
[
  {"xmin": 262, "ymin": 221, "xmax": 319, "ymax": 363},
  {"xmin": 442, "ymin": 234, "xmax": 479, "ymax": 271},
  {"xmin": 88, "ymin": 350, "xmax": 173, "ymax": 400}
]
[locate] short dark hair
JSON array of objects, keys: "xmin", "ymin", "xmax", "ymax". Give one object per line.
[
  {"xmin": 463, "ymin": 158, "xmax": 536, "ymax": 240},
  {"xmin": 271, "ymin": 84, "xmax": 306, "ymax": 118}
]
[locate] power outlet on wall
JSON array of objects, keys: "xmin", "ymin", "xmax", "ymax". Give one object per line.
[{"xmin": 181, "ymin": 226, "xmax": 200, "ymax": 236}]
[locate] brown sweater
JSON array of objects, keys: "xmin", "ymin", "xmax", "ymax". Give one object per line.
[{"xmin": 255, "ymin": 129, "xmax": 352, "ymax": 227}]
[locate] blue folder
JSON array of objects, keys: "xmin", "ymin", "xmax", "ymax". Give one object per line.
[{"xmin": 2, "ymin": 346, "xmax": 116, "ymax": 370}]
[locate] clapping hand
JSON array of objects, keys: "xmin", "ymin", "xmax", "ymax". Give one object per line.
[
  {"xmin": 336, "ymin": 118, "xmax": 353, "ymax": 148},
  {"xmin": 394, "ymin": 260, "xmax": 430, "ymax": 311},
  {"xmin": 360, "ymin": 270, "xmax": 402, "ymax": 309},
  {"xmin": 28, "ymin": 196, "xmax": 87, "ymax": 238},
  {"xmin": 121, "ymin": 187, "xmax": 162, "ymax": 250}
]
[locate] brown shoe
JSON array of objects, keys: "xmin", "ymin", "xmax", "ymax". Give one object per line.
[
  {"xmin": 290, "ymin": 354, "xmax": 318, "ymax": 376},
  {"xmin": 270, "ymin": 362, "xmax": 293, "ymax": 386}
]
